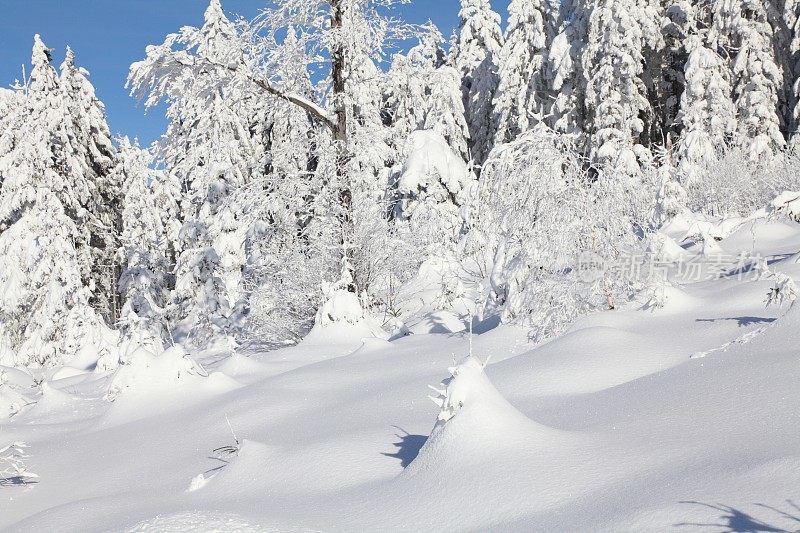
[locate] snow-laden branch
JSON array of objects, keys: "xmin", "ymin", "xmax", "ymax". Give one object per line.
[{"xmin": 196, "ymin": 56, "xmax": 336, "ymax": 131}]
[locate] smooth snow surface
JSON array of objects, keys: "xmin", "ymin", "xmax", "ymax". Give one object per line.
[{"xmin": 2, "ymin": 219, "xmax": 800, "ymax": 531}]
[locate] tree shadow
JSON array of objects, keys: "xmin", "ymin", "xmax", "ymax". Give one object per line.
[
  {"xmin": 382, "ymin": 426, "xmax": 427, "ymax": 468},
  {"xmin": 675, "ymin": 500, "xmax": 800, "ymax": 532},
  {"xmin": 696, "ymin": 317, "xmax": 777, "ymax": 327},
  {"xmin": 0, "ymin": 476, "xmax": 39, "ymax": 487}
]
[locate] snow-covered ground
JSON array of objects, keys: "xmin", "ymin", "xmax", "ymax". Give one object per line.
[{"xmin": 2, "ymin": 218, "xmax": 800, "ymax": 532}]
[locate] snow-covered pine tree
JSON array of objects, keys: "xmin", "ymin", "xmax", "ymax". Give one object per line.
[
  {"xmin": 582, "ymin": 0, "xmax": 654, "ymax": 174},
  {"xmin": 731, "ymin": 1, "xmax": 786, "ymax": 159},
  {"xmin": 541, "ymin": 0, "xmax": 589, "ymax": 149},
  {"xmin": 116, "ymin": 138, "xmax": 181, "ymax": 356},
  {"xmin": 710, "ymin": 0, "xmax": 785, "ymax": 159},
  {"xmin": 451, "ymin": 0, "xmax": 504, "ymax": 166},
  {"xmin": 787, "ymin": 0, "xmax": 800, "ymax": 146},
  {"xmin": 493, "ymin": 0, "xmax": 553, "ymax": 145},
  {"xmin": 0, "ymin": 36, "xmax": 106, "ymax": 367},
  {"xmin": 675, "ymin": 34, "xmax": 737, "ymax": 179},
  {"xmin": 659, "ymin": 1, "xmax": 693, "ymax": 143},
  {"xmin": 385, "ymin": 24, "xmax": 470, "ymax": 161},
  {"xmin": 130, "ymin": 0, "xmax": 256, "ymax": 348},
  {"xmin": 423, "ymin": 66, "xmax": 471, "ymax": 162},
  {"xmin": 0, "ymin": 87, "xmax": 25, "ymax": 215},
  {"xmin": 59, "ymin": 47, "xmax": 123, "ymax": 325},
  {"xmin": 385, "ymin": 47, "xmax": 429, "ymax": 155}
]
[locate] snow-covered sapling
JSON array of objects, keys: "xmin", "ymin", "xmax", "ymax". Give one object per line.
[{"xmin": 0, "ymin": 442, "xmax": 38, "ymax": 486}]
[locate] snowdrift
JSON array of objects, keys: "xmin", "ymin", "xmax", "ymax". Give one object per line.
[{"xmin": 406, "ymin": 357, "xmax": 564, "ymax": 477}]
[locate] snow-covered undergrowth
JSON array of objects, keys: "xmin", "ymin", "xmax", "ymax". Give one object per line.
[{"xmin": 1, "ymin": 215, "xmax": 799, "ymax": 531}]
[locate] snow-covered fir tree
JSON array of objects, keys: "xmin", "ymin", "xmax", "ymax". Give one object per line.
[
  {"xmin": 452, "ymin": 0, "xmax": 504, "ymax": 166},
  {"xmin": 0, "ymin": 36, "xmax": 107, "ymax": 366},
  {"xmin": 59, "ymin": 47, "xmax": 123, "ymax": 325},
  {"xmin": 493, "ymin": 0, "xmax": 553, "ymax": 145},
  {"xmin": 541, "ymin": 0, "xmax": 589, "ymax": 148},
  {"xmin": 385, "ymin": 25, "xmax": 469, "ymax": 162},
  {"xmin": 129, "ymin": 0, "xmax": 256, "ymax": 348},
  {"xmin": 116, "ymin": 138, "xmax": 181, "ymax": 356},
  {"xmin": 731, "ymin": 1, "xmax": 786, "ymax": 159},
  {"xmin": 675, "ymin": 34, "xmax": 737, "ymax": 179},
  {"xmin": 582, "ymin": 0, "xmax": 654, "ymax": 174}
]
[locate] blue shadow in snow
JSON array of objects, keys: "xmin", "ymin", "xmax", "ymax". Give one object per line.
[
  {"xmin": 696, "ymin": 316, "xmax": 777, "ymax": 327},
  {"xmin": 675, "ymin": 500, "xmax": 800, "ymax": 532},
  {"xmin": 382, "ymin": 427, "xmax": 427, "ymax": 468}
]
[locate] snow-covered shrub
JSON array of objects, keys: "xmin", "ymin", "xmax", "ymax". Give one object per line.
[
  {"xmin": 0, "ymin": 442, "xmax": 38, "ymax": 485},
  {"xmin": 394, "ymin": 130, "xmax": 475, "ymax": 259},
  {"xmin": 429, "ymin": 356, "xmax": 490, "ymax": 423},
  {"xmin": 768, "ymin": 190, "xmax": 800, "ymax": 222},
  {"xmin": 685, "ymin": 150, "xmax": 800, "ymax": 218},
  {"xmin": 242, "ymin": 222, "xmax": 327, "ymax": 346},
  {"xmin": 0, "ymin": 370, "xmax": 30, "ymax": 419},
  {"xmin": 106, "ymin": 344, "xmax": 208, "ymax": 400},
  {"xmin": 766, "ymin": 273, "xmax": 797, "ymax": 308},
  {"xmin": 465, "ymin": 126, "xmax": 651, "ymax": 341}
]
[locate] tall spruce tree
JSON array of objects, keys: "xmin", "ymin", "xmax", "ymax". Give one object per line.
[
  {"xmin": 60, "ymin": 47, "xmax": 123, "ymax": 325},
  {"xmin": 452, "ymin": 0, "xmax": 504, "ymax": 166},
  {"xmin": 582, "ymin": 0, "xmax": 654, "ymax": 174},
  {"xmin": 0, "ymin": 36, "xmax": 106, "ymax": 367},
  {"xmin": 493, "ymin": 0, "xmax": 553, "ymax": 145}
]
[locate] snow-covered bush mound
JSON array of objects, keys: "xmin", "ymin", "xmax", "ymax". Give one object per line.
[
  {"xmin": 106, "ymin": 345, "xmax": 239, "ymax": 403},
  {"xmin": 405, "ymin": 357, "xmax": 562, "ymax": 476},
  {"xmin": 0, "ymin": 369, "xmax": 32, "ymax": 419},
  {"xmin": 187, "ymin": 439, "xmax": 276, "ymax": 496},
  {"xmin": 0, "ymin": 442, "xmax": 38, "ymax": 485},
  {"xmin": 302, "ymin": 280, "xmax": 387, "ymax": 346},
  {"xmin": 768, "ymin": 190, "xmax": 800, "ymax": 222}
]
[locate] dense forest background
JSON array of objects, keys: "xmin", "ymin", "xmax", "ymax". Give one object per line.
[{"xmin": 2, "ymin": 0, "xmax": 800, "ymax": 368}]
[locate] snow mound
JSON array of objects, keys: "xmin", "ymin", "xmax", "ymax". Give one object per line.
[
  {"xmin": 50, "ymin": 366, "xmax": 90, "ymax": 381},
  {"xmin": 0, "ymin": 370, "xmax": 31, "ymax": 419},
  {"xmin": 216, "ymin": 353, "xmax": 270, "ymax": 379},
  {"xmin": 647, "ymin": 232, "xmax": 688, "ymax": 263},
  {"xmin": 316, "ymin": 288, "xmax": 364, "ymax": 326},
  {"xmin": 406, "ymin": 357, "xmax": 560, "ymax": 476},
  {"xmin": 108, "ymin": 345, "xmax": 206, "ymax": 398},
  {"xmin": 104, "ymin": 345, "xmax": 241, "ymax": 422},
  {"xmin": 0, "ymin": 365, "xmax": 35, "ymax": 388},
  {"xmin": 303, "ymin": 290, "xmax": 387, "ymax": 346},
  {"xmin": 195, "ymin": 439, "xmax": 276, "ymax": 496},
  {"xmin": 126, "ymin": 511, "xmax": 263, "ymax": 532},
  {"xmin": 348, "ymin": 337, "xmax": 394, "ymax": 356},
  {"xmin": 20, "ymin": 382, "xmax": 82, "ymax": 422},
  {"xmin": 768, "ymin": 190, "xmax": 800, "ymax": 221},
  {"xmin": 641, "ymin": 281, "xmax": 698, "ymax": 312},
  {"xmin": 0, "ymin": 340, "xmax": 16, "ymax": 368}
]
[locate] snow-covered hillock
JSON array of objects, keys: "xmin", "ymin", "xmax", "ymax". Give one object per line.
[
  {"xmin": 302, "ymin": 281, "xmax": 388, "ymax": 347},
  {"xmin": 402, "ymin": 356, "xmax": 565, "ymax": 481}
]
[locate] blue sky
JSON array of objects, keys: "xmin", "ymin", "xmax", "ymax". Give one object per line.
[{"xmin": 0, "ymin": 1, "xmax": 510, "ymax": 146}]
